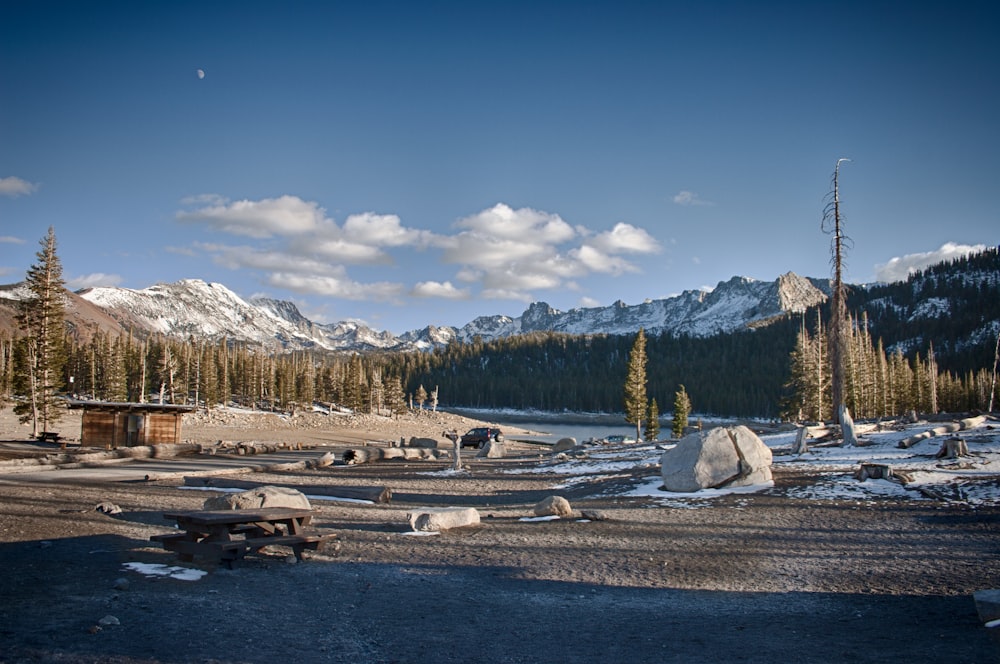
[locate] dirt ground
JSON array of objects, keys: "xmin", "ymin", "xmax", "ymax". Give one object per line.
[{"xmin": 1, "ymin": 407, "xmax": 999, "ymax": 663}]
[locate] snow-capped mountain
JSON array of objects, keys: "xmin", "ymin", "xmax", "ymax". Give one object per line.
[
  {"xmin": 75, "ymin": 280, "xmax": 415, "ymax": 351},
  {"xmin": 62, "ymin": 271, "xmax": 830, "ymax": 351},
  {"xmin": 459, "ymin": 272, "xmax": 830, "ymax": 340}
]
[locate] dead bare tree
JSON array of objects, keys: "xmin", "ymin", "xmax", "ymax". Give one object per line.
[
  {"xmin": 990, "ymin": 327, "xmax": 1000, "ymax": 413},
  {"xmin": 822, "ymin": 158, "xmax": 852, "ymax": 427}
]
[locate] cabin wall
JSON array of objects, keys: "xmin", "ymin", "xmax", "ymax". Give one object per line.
[
  {"xmin": 79, "ymin": 410, "xmax": 184, "ymax": 448},
  {"xmin": 146, "ymin": 413, "xmax": 182, "ymax": 444},
  {"xmin": 81, "ymin": 411, "xmax": 118, "ymax": 448}
]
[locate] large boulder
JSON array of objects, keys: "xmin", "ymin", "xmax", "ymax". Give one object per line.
[
  {"xmin": 533, "ymin": 495, "xmax": 573, "ymax": 517},
  {"xmin": 660, "ymin": 425, "xmax": 772, "ymax": 492},
  {"xmin": 408, "ymin": 507, "xmax": 481, "ymax": 532},
  {"xmin": 407, "ymin": 437, "xmax": 441, "ymax": 449},
  {"xmin": 203, "ymin": 485, "xmax": 312, "ymax": 510}
]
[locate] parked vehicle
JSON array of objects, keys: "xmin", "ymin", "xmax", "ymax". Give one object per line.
[
  {"xmin": 602, "ymin": 434, "xmax": 637, "ymax": 445},
  {"xmin": 460, "ymin": 427, "xmax": 504, "ymax": 448}
]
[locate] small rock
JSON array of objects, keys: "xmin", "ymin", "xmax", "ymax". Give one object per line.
[
  {"xmin": 551, "ymin": 437, "xmax": 577, "ymax": 453},
  {"xmin": 974, "ymin": 589, "xmax": 1000, "ymax": 623},
  {"xmin": 98, "ymin": 615, "xmax": 120, "ymax": 626},
  {"xmin": 95, "ymin": 502, "xmax": 122, "ymax": 515},
  {"xmin": 112, "ymin": 578, "xmax": 130, "ymax": 591},
  {"xmin": 580, "ymin": 509, "xmax": 609, "ymax": 521}
]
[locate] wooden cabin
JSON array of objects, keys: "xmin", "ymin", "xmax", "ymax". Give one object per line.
[{"xmin": 67, "ymin": 400, "xmax": 197, "ymax": 448}]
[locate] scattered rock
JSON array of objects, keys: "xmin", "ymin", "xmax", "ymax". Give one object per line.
[
  {"xmin": 98, "ymin": 615, "xmax": 120, "ymax": 627},
  {"xmin": 203, "ymin": 485, "xmax": 311, "ymax": 510},
  {"xmin": 408, "ymin": 437, "xmax": 441, "ymax": 449},
  {"xmin": 534, "ymin": 495, "xmax": 572, "ymax": 517},
  {"xmin": 407, "ymin": 507, "xmax": 481, "ymax": 532},
  {"xmin": 95, "ymin": 502, "xmax": 122, "ymax": 515},
  {"xmin": 476, "ymin": 439, "xmax": 506, "ymax": 458},
  {"xmin": 974, "ymin": 589, "xmax": 1000, "ymax": 624},
  {"xmin": 579, "ymin": 509, "xmax": 610, "ymax": 521},
  {"xmin": 112, "ymin": 577, "xmax": 130, "ymax": 591},
  {"xmin": 552, "ymin": 437, "xmax": 577, "ymax": 453}
]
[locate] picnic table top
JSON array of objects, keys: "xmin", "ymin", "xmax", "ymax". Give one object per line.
[{"xmin": 163, "ymin": 507, "xmax": 314, "ymax": 526}]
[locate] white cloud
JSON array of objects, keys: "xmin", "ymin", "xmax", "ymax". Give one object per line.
[
  {"xmin": 343, "ymin": 212, "xmax": 440, "ymax": 249},
  {"xmin": 411, "ymin": 281, "xmax": 470, "ymax": 299},
  {"xmin": 304, "ymin": 237, "xmax": 390, "ymax": 264},
  {"xmin": 672, "ymin": 190, "xmax": 712, "ymax": 206},
  {"xmin": 874, "ymin": 242, "xmax": 988, "ymax": 283},
  {"xmin": 0, "ymin": 176, "xmax": 39, "ymax": 197},
  {"xmin": 589, "ymin": 223, "xmax": 661, "ymax": 254},
  {"xmin": 266, "ymin": 272, "xmax": 405, "ymax": 302},
  {"xmin": 196, "ymin": 243, "xmax": 343, "ymax": 276},
  {"xmin": 481, "ymin": 287, "xmax": 535, "ymax": 302},
  {"xmin": 67, "ymin": 272, "xmax": 124, "ymax": 289},
  {"xmin": 442, "ymin": 203, "xmax": 658, "ymax": 301},
  {"xmin": 0, "ymin": 236, "xmax": 25, "ymax": 244},
  {"xmin": 578, "ymin": 296, "xmax": 601, "ymax": 308},
  {"xmin": 177, "ymin": 195, "xmax": 326, "ymax": 238},
  {"xmin": 177, "ymin": 196, "xmax": 662, "ymax": 306},
  {"xmin": 455, "ymin": 203, "xmax": 576, "ymax": 243},
  {"xmin": 571, "ymin": 245, "xmax": 636, "ymax": 275}
]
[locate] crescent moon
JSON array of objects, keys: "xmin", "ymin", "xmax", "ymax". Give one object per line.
[{"xmin": 196, "ymin": 69, "xmax": 205, "ymax": 79}]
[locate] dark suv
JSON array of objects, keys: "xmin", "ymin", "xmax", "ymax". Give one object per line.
[{"xmin": 460, "ymin": 427, "xmax": 504, "ymax": 448}]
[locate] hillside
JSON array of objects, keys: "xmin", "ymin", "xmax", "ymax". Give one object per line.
[{"xmin": 0, "ymin": 271, "xmax": 831, "ymax": 351}]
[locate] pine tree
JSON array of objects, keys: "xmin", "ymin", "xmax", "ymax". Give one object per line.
[
  {"xmin": 14, "ymin": 227, "xmax": 67, "ymax": 436},
  {"xmin": 644, "ymin": 398, "xmax": 660, "ymax": 441},
  {"xmin": 672, "ymin": 384, "xmax": 691, "ymax": 439},
  {"xmin": 623, "ymin": 328, "xmax": 647, "ymax": 442}
]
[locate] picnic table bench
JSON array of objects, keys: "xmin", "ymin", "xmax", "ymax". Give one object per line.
[
  {"xmin": 36, "ymin": 431, "xmax": 61, "ymax": 443},
  {"xmin": 151, "ymin": 507, "xmax": 335, "ymax": 567}
]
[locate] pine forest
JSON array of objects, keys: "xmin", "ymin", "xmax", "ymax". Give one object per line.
[{"xmin": 1, "ymin": 247, "xmax": 998, "ymax": 421}]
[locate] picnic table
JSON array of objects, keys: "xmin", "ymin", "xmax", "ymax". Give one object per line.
[{"xmin": 151, "ymin": 507, "xmax": 334, "ymax": 567}]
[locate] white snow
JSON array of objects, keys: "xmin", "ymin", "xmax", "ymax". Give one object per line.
[
  {"xmin": 121, "ymin": 562, "xmax": 207, "ymax": 581},
  {"xmin": 499, "ymin": 417, "xmax": 1000, "ymax": 507}
]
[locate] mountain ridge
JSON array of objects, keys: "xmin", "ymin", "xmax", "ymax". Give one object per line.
[{"xmin": 2, "ymin": 271, "xmax": 833, "ymax": 350}]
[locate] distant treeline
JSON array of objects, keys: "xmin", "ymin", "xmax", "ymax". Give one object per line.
[{"xmin": 1, "ymin": 248, "xmax": 997, "ymax": 419}]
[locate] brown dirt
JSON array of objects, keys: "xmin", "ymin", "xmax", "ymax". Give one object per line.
[{"xmin": 1, "ymin": 407, "xmax": 999, "ymax": 663}]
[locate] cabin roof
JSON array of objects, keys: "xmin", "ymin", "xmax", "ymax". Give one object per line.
[{"xmin": 65, "ymin": 399, "xmax": 197, "ymax": 414}]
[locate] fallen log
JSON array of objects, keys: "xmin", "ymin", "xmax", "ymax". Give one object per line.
[
  {"xmin": 896, "ymin": 415, "xmax": 986, "ymax": 449},
  {"xmin": 183, "ymin": 476, "xmax": 392, "ymax": 503},
  {"xmin": 342, "ymin": 447, "xmax": 445, "ymax": 465},
  {"xmin": 141, "ymin": 452, "xmax": 336, "ymax": 481}
]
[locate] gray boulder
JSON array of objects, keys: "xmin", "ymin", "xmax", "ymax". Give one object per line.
[
  {"xmin": 407, "ymin": 436, "xmax": 441, "ymax": 449},
  {"xmin": 476, "ymin": 439, "xmax": 506, "ymax": 458},
  {"xmin": 551, "ymin": 437, "xmax": 577, "ymax": 453},
  {"xmin": 203, "ymin": 485, "xmax": 312, "ymax": 510},
  {"xmin": 408, "ymin": 507, "xmax": 481, "ymax": 532},
  {"xmin": 533, "ymin": 495, "xmax": 573, "ymax": 517},
  {"xmin": 660, "ymin": 425, "xmax": 772, "ymax": 492}
]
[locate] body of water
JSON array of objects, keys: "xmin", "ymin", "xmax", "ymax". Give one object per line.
[{"xmin": 445, "ymin": 408, "xmax": 646, "ymax": 444}]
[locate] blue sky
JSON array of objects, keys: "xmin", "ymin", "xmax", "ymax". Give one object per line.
[{"xmin": 1, "ymin": 1, "xmax": 996, "ymax": 334}]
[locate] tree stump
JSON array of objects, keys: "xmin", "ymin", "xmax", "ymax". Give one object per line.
[
  {"xmin": 935, "ymin": 437, "xmax": 969, "ymax": 459},
  {"xmin": 855, "ymin": 463, "xmax": 893, "ymax": 481},
  {"xmin": 792, "ymin": 426, "xmax": 809, "ymax": 455}
]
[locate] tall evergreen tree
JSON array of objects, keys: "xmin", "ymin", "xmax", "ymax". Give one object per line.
[
  {"xmin": 644, "ymin": 398, "xmax": 660, "ymax": 441},
  {"xmin": 623, "ymin": 328, "xmax": 648, "ymax": 442},
  {"xmin": 672, "ymin": 385, "xmax": 691, "ymax": 439},
  {"xmin": 14, "ymin": 227, "xmax": 68, "ymax": 436}
]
